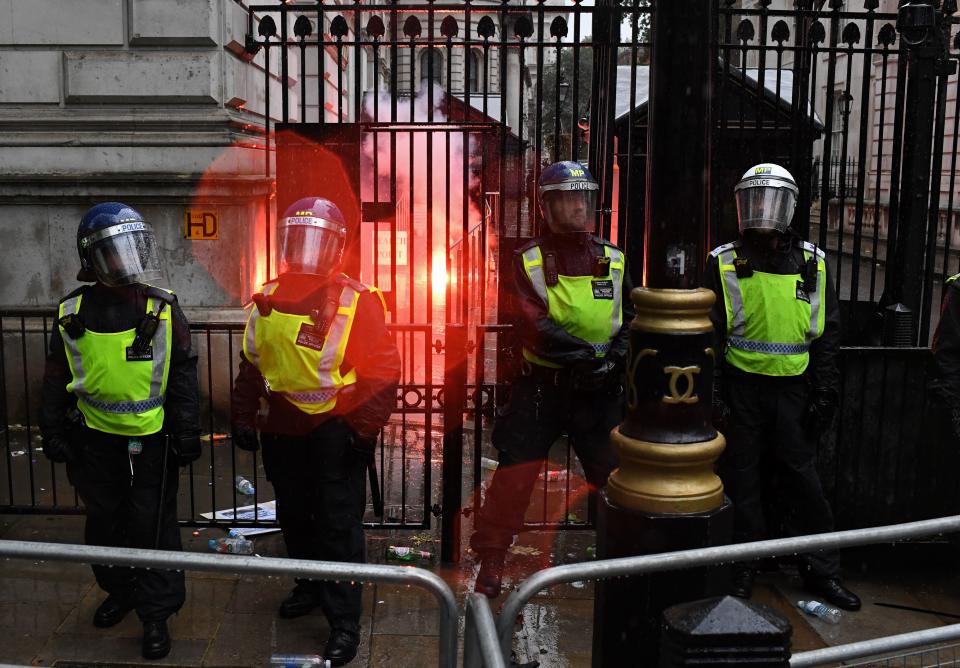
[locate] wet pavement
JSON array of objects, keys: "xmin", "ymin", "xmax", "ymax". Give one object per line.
[{"xmin": 2, "ymin": 510, "xmax": 960, "ymax": 667}]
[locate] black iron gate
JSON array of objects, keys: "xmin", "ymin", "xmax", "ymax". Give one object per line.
[{"xmin": 2, "ymin": 0, "xmax": 960, "ymax": 559}]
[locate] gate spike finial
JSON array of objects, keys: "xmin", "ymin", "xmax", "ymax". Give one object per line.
[
  {"xmin": 477, "ymin": 16, "xmax": 496, "ymax": 39},
  {"xmin": 513, "ymin": 16, "xmax": 534, "ymax": 39},
  {"xmin": 771, "ymin": 20, "xmax": 790, "ymax": 44},
  {"xmin": 808, "ymin": 20, "xmax": 826, "ymax": 45},
  {"xmin": 440, "ymin": 15, "xmax": 459, "ymax": 39},
  {"xmin": 878, "ymin": 22, "xmax": 897, "ymax": 46},
  {"xmin": 330, "ymin": 15, "xmax": 349, "ymax": 39},
  {"xmin": 258, "ymin": 15, "xmax": 278, "ymax": 38},
  {"xmin": 403, "ymin": 15, "xmax": 422, "ymax": 39},
  {"xmin": 366, "ymin": 15, "xmax": 386, "ymax": 39},
  {"xmin": 842, "ymin": 21, "xmax": 862, "ymax": 45},
  {"xmin": 550, "ymin": 16, "xmax": 568, "ymax": 39},
  {"xmin": 293, "ymin": 15, "xmax": 313, "ymax": 39}
]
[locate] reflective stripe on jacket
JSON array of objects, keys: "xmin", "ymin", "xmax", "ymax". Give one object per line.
[
  {"xmin": 520, "ymin": 244, "xmax": 624, "ymax": 369},
  {"xmin": 59, "ymin": 290, "xmax": 172, "ymax": 436},
  {"xmin": 714, "ymin": 241, "xmax": 826, "ymax": 377},
  {"xmin": 243, "ymin": 278, "xmax": 386, "ymax": 415}
]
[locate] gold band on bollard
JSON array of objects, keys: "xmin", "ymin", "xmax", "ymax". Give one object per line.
[
  {"xmin": 630, "ymin": 287, "xmax": 715, "ymax": 335},
  {"xmin": 611, "ymin": 285, "xmax": 725, "ymax": 514},
  {"xmin": 606, "ymin": 427, "xmax": 725, "ymax": 514}
]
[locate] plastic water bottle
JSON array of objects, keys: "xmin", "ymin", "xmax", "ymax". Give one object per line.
[
  {"xmin": 235, "ymin": 475, "xmax": 255, "ymax": 495},
  {"xmin": 386, "ymin": 546, "xmax": 433, "ymax": 563},
  {"xmin": 797, "ymin": 600, "xmax": 842, "ymax": 624},
  {"xmin": 227, "ymin": 528, "xmax": 245, "ymax": 538},
  {"xmin": 268, "ymin": 655, "xmax": 330, "ymax": 667},
  {"xmin": 208, "ymin": 537, "xmax": 254, "ymax": 555}
]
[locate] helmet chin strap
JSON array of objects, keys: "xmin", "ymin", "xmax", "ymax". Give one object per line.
[{"xmin": 76, "ymin": 268, "xmax": 97, "ymax": 282}]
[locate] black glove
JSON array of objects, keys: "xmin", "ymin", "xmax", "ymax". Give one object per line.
[
  {"xmin": 171, "ymin": 433, "xmax": 202, "ymax": 466},
  {"xmin": 570, "ymin": 359, "xmax": 618, "ymax": 392},
  {"xmin": 349, "ymin": 432, "xmax": 379, "ymax": 458},
  {"xmin": 807, "ymin": 387, "xmax": 839, "ymax": 437},
  {"xmin": 232, "ymin": 423, "xmax": 260, "ymax": 452},
  {"xmin": 949, "ymin": 406, "xmax": 960, "ymax": 442},
  {"xmin": 42, "ymin": 435, "xmax": 71, "ymax": 464}
]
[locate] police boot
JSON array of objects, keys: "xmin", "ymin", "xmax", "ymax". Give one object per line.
[
  {"xmin": 324, "ymin": 628, "xmax": 360, "ymax": 667},
  {"xmin": 279, "ymin": 585, "xmax": 321, "ymax": 619},
  {"xmin": 802, "ymin": 576, "xmax": 861, "ymax": 611},
  {"xmin": 730, "ymin": 566, "xmax": 754, "ymax": 599},
  {"xmin": 475, "ymin": 552, "xmax": 506, "ymax": 598},
  {"xmin": 141, "ymin": 619, "xmax": 171, "ymax": 660},
  {"xmin": 93, "ymin": 593, "xmax": 135, "ymax": 628}
]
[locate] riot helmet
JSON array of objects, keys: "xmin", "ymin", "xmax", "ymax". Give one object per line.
[
  {"xmin": 734, "ymin": 163, "xmax": 799, "ymax": 234},
  {"xmin": 278, "ymin": 197, "xmax": 348, "ymax": 277},
  {"xmin": 537, "ymin": 161, "xmax": 599, "ymax": 236},
  {"xmin": 77, "ymin": 202, "xmax": 163, "ymax": 286}
]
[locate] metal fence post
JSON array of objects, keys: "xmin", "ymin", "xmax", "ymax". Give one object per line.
[
  {"xmin": 660, "ymin": 596, "xmax": 792, "ymax": 667},
  {"xmin": 587, "ymin": 0, "xmax": 621, "ymax": 239},
  {"xmin": 441, "ymin": 323, "xmax": 467, "ymax": 563},
  {"xmin": 883, "ymin": 1, "xmax": 951, "ymax": 343}
]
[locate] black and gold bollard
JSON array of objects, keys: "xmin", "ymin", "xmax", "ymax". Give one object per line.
[
  {"xmin": 591, "ymin": 288, "xmax": 733, "ymax": 667},
  {"xmin": 590, "ymin": 0, "xmax": 731, "ymax": 663}
]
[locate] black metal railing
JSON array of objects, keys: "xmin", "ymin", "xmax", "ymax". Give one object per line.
[
  {"xmin": 0, "ymin": 314, "xmax": 438, "ymax": 532},
  {"xmin": 810, "ymin": 155, "xmax": 860, "ymax": 201}
]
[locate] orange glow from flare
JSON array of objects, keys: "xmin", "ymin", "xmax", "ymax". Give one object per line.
[{"xmin": 431, "ymin": 251, "xmax": 448, "ymax": 302}]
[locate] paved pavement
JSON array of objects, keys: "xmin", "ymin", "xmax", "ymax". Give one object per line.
[{"xmin": 2, "ymin": 513, "xmax": 960, "ymax": 667}]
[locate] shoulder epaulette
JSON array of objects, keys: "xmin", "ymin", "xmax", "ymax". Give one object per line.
[
  {"xmin": 515, "ymin": 238, "xmax": 540, "ymax": 255},
  {"xmin": 591, "ymin": 235, "xmax": 621, "ymax": 250},
  {"xmin": 709, "ymin": 241, "xmax": 739, "ymax": 258},
  {"xmin": 799, "ymin": 240, "xmax": 826, "ymax": 260},
  {"xmin": 337, "ymin": 274, "xmax": 368, "ymax": 293},
  {"xmin": 140, "ymin": 284, "xmax": 176, "ymax": 304},
  {"xmin": 59, "ymin": 285, "xmax": 87, "ymax": 303}
]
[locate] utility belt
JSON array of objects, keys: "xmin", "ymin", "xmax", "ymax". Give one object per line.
[{"xmin": 519, "ymin": 359, "xmax": 571, "ymax": 387}]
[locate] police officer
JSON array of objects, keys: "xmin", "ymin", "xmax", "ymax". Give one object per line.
[
  {"xmin": 931, "ymin": 274, "xmax": 960, "ymax": 440},
  {"xmin": 40, "ymin": 202, "xmax": 201, "ymax": 660},
  {"xmin": 704, "ymin": 164, "xmax": 859, "ymax": 611},
  {"xmin": 470, "ymin": 161, "xmax": 632, "ymax": 598},
  {"xmin": 924, "ymin": 274, "xmax": 960, "ymax": 518},
  {"xmin": 231, "ymin": 197, "xmax": 400, "ymax": 666}
]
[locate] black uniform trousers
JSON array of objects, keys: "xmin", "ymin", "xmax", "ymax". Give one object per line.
[
  {"xmin": 261, "ymin": 419, "xmax": 367, "ymax": 635},
  {"xmin": 720, "ymin": 374, "xmax": 839, "ymax": 578},
  {"xmin": 470, "ymin": 375, "xmax": 621, "ymax": 555},
  {"xmin": 66, "ymin": 428, "xmax": 185, "ymax": 622}
]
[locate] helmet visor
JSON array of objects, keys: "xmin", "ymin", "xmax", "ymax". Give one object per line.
[
  {"xmin": 542, "ymin": 190, "xmax": 598, "ymax": 234},
  {"xmin": 736, "ymin": 186, "xmax": 796, "ymax": 233},
  {"xmin": 83, "ymin": 223, "xmax": 163, "ymax": 287},
  {"xmin": 278, "ymin": 219, "xmax": 345, "ymax": 276}
]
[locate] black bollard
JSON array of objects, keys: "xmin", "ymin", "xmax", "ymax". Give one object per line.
[
  {"xmin": 591, "ymin": 289, "xmax": 734, "ymax": 668},
  {"xmin": 660, "ymin": 595, "xmax": 792, "ymax": 667}
]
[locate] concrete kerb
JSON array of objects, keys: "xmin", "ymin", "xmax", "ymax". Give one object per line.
[
  {"xmin": 495, "ymin": 514, "xmax": 960, "ymax": 663},
  {"xmin": 0, "ymin": 539, "xmax": 459, "ymax": 668}
]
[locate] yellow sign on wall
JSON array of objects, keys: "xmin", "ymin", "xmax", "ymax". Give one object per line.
[{"xmin": 184, "ymin": 210, "xmax": 219, "ymax": 240}]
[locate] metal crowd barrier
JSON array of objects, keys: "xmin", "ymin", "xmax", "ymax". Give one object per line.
[
  {"xmin": 0, "ymin": 539, "xmax": 459, "ymax": 668},
  {"xmin": 791, "ymin": 624, "xmax": 960, "ymax": 667},
  {"xmin": 463, "ymin": 593, "xmax": 507, "ymax": 668},
  {"xmin": 491, "ymin": 514, "xmax": 960, "ymax": 664}
]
